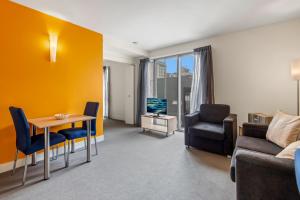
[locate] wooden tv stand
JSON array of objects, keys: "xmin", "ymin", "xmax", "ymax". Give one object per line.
[{"xmin": 141, "ymin": 114, "xmax": 177, "ymax": 137}]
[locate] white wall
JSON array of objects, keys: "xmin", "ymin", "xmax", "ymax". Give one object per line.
[
  {"xmin": 104, "ymin": 60, "xmax": 135, "ymax": 123},
  {"xmin": 149, "ymin": 19, "xmax": 300, "ymax": 125}
]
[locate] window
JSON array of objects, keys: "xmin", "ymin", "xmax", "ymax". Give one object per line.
[
  {"xmin": 154, "ymin": 56, "xmax": 178, "ymax": 117},
  {"xmin": 151, "ymin": 53, "xmax": 194, "ymax": 128},
  {"xmin": 180, "ymin": 54, "xmax": 194, "ymax": 126}
]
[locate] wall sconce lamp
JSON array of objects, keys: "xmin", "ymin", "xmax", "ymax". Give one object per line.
[{"xmin": 49, "ymin": 34, "xmax": 58, "ymax": 63}]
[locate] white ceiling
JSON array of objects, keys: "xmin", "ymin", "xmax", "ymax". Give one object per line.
[{"xmin": 12, "ymin": 0, "xmax": 300, "ymax": 59}]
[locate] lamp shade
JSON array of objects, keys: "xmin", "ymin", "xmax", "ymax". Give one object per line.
[
  {"xmin": 49, "ymin": 33, "xmax": 58, "ymax": 63},
  {"xmin": 291, "ymin": 59, "xmax": 300, "ymax": 80}
]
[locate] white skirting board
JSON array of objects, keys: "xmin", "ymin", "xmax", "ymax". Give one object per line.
[{"xmin": 0, "ymin": 135, "xmax": 104, "ymax": 174}]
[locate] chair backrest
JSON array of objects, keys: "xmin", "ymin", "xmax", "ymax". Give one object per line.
[
  {"xmin": 199, "ymin": 104, "xmax": 230, "ymax": 124},
  {"xmin": 9, "ymin": 107, "xmax": 31, "ymax": 152},
  {"xmin": 82, "ymin": 102, "xmax": 99, "ymax": 132}
]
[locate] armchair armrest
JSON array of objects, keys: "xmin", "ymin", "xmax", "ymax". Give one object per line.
[
  {"xmin": 184, "ymin": 112, "xmax": 200, "ymax": 146},
  {"xmin": 224, "ymin": 114, "xmax": 236, "ymax": 123},
  {"xmin": 185, "ymin": 112, "xmax": 200, "ymax": 128},
  {"xmin": 242, "ymin": 123, "xmax": 268, "ymax": 139},
  {"xmin": 223, "ymin": 114, "xmax": 237, "ymax": 154},
  {"xmin": 235, "ymin": 149, "xmax": 298, "ymax": 200}
]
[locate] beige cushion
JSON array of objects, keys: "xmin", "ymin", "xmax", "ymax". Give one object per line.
[
  {"xmin": 266, "ymin": 111, "xmax": 300, "ymax": 148},
  {"xmin": 276, "ymin": 140, "xmax": 300, "ymax": 159}
]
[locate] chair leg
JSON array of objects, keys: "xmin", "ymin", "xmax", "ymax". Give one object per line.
[
  {"xmin": 64, "ymin": 142, "xmax": 67, "ymax": 167},
  {"xmin": 84, "ymin": 138, "xmax": 87, "ymax": 149},
  {"xmin": 94, "ymin": 136, "xmax": 98, "ymax": 155},
  {"xmin": 67, "ymin": 140, "xmax": 70, "ymax": 167},
  {"xmin": 56, "ymin": 145, "xmax": 59, "ymax": 160},
  {"xmin": 51, "ymin": 148, "xmax": 55, "ymax": 161},
  {"xmin": 11, "ymin": 149, "xmax": 19, "ymax": 175},
  {"xmin": 22, "ymin": 155, "xmax": 28, "ymax": 185}
]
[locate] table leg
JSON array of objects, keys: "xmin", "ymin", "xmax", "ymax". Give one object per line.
[
  {"xmin": 87, "ymin": 120, "xmax": 91, "ymax": 162},
  {"xmin": 44, "ymin": 127, "xmax": 50, "ymax": 180},
  {"xmin": 71, "ymin": 123, "xmax": 76, "ymax": 153},
  {"xmin": 31, "ymin": 125, "xmax": 37, "ymax": 165}
]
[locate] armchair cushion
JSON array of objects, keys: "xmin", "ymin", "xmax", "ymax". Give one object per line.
[
  {"xmin": 189, "ymin": 122, "xmax": 224, "ymax": 141},
  {"xmin": 199, "ymin": 104, "xmax": 230, "ymax": 123}
]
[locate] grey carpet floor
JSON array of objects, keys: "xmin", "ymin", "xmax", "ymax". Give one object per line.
[{"xmin": 0, "ymin": 120, "xmax": 235, "ymax": 200}]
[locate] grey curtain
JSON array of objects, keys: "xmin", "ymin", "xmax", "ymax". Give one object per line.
[
  {"xmin": 103, "ymin": 66, "xmax": 110, "ymax": 118},
  {"xmin": 136, "ymin": 58, "xmax": 149, "ymax": 126},
  {"xmin": 190, "ymin": 45, "xmax": 214, "ymax": 113}
]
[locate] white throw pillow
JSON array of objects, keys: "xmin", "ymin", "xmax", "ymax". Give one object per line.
[
  {"xmin": 276, "ymin": 140, "xmax": 300, "ymax": 159},
  {"xmin": 266, "ymin": 111, "xmax": 300, "ymax": 148}
]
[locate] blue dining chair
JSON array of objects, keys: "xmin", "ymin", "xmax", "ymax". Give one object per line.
[
  {"xmin": 58, "ymin": 102, "xmax": 99, "ymax": 166},
  {"xmin": 9, "ymin": 106, "xmax": 66, "ymax": 185}
]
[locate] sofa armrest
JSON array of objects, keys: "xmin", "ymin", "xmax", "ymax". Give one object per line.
[
  {"xmin": 235, "ymin": 149, "xmax": 298, "ymax": 200},
  {"xmin": 236, "ymin": 149, "xmax": 294, "ymax": 174},
  {"xmin": 223, "ymin": 114, "xmax": 237, "ymax": 154},
  {"xmin": 242, "ymin": 123, "xmax": 268, "ymax": 139}
]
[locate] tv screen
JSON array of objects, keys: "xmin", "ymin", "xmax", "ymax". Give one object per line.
[{"xmin": 147, "ymin": 98, "xmax": 167, "ymax": 115}]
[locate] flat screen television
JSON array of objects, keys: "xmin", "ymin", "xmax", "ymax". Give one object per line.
[{"xmin": 147, "ymin": 98, "xmax": 167, "ymax": 115}]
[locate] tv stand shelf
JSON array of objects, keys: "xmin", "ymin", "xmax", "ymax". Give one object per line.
[{"xmin": 141, "ymin": 114, "xmax": 177, "ymax": 137}]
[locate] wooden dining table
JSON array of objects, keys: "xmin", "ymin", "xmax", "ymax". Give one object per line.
[{"xmin": 28, "ymin": 114, "xmax": 96, "ymax": 180}]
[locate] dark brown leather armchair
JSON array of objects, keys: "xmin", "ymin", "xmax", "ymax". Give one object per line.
[{"xmin": 184, "ymin": 104, "xmax": 237, "ymax": 155}]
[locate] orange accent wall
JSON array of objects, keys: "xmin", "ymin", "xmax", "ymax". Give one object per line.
[{"xmin": 0, "ymin": 1, "xmax": 103, "ymax": 164}]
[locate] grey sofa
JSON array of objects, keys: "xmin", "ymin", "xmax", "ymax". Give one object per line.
[
  {"xmin": 184, "ymin": 104, "xmax": 237, "ymax": 155},
  {"xmin": 231, "ymin": 123, "xmax": 300, "ymax": 200}
]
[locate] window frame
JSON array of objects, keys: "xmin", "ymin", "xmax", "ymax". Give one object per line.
[{"xmin": 152, "ymin": 52, "xmax": 194, "ymax": 129}]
